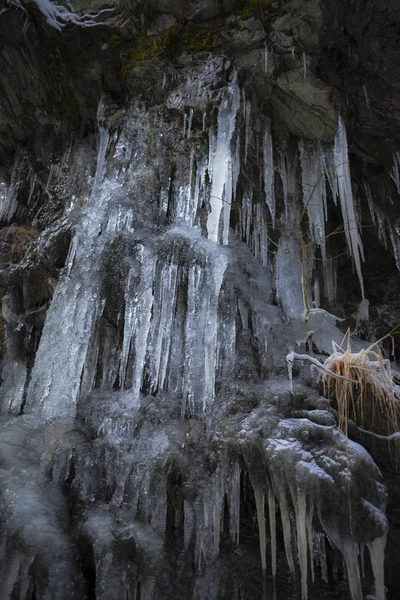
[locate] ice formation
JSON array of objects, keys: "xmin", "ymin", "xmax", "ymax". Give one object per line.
[
  {"xmin": 332, "ymin": 117, "xmax": 365, "ymax": 298},
  {"xmin": 207, "ymin": 75, "xmax": 241, "ymax": 244},
  {"xmin": 0, "ymin": 50, "xmax": 393, "ymax": 600},
  {"xmin": 6, "ymin": 0, "xmax": 114, "ymax": 31},
  {"xmin": 299, "ymin": 140, "xmax": 327, "ymax": 261}
]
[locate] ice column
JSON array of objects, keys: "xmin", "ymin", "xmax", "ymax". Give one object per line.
[
  {"xmin": 25, "ymin": 120, "xmax": 111, "ymax": 419},
  {"xmin": 206, "ymin": 75, "xmax": 240, "ymax": 244},
  {"xmin": 299, "ymin": 140, "xmax": 327, "ymax": 261},
  {"xmin": 333, "ymin": 117, "xmax": 365, "ymax": 298},
  {"xmin": 263, "ymin": 122, "xmax": 275, "ymax": 227}
]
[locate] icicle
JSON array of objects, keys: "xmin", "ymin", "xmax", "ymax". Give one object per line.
[
  {"xmin": 182, "ymin": 265, "xmax": 200, "ymax": 417},
  {"xmin": 203, "ymin": 253, "xmax": 228, "ymax": 411},
  {"xmin": 306, "ymin": 498, "xmax": 314, "ymax": 583},
  {"xmin": 299, "ymin": 139, "xmax": 327, "ymax": 261},
  {"xmin": 279, "ymin": 153, "xmax": 288, "ymax": 221},
  {"xmin": 229, "ymin": 463, "xmax": 241, "ymax": 545},
  {"xmin": 130, "ymin": 249, "xmax": 155, "ymax": 404},
  {"xmin": 176, "ymin": 150, "xmax": 196, "ymax": 225},
  {"xmin": 364, "ymin": 182, "xmax": 376, "ymax": 224},
  {"xmin": 368, "ymin": 535, "xmax": 387, "ymax": 600},
  {"xmin": 162, "ymin": 72, "xmax": 167, "ymax": 89},
  {"xmin": 187, "ymin": 108, "xmax": 194, "ymax": 139},
  {"xmin": 314, "ymin": 532, "xmax": 328, "ymax": 583},
  {"xmin": 207, "ymin": 73, "xmax": 240, "ymax": 244},
  {"xmin": 263, "ymin": 122, "xmax": 275, "ymax": 227},
  {"xmin": 202, "ymin": 111, "xmax": 206, "ymax": 132},
  {"xmin": 212, "ymin": 467, "xmax": 225, "ymax": 554},
  {"xmin": 254, "ymin": 489, "xmax": 267, "ymax": 574},
  {"xmin": 256, "ymin": 203, "xmax": 268, "ymax": 266},
  {"xmin": 222, "ymin": 153, "xmax": 233, "ymax": 246},
  {"xmin": 295, "ymin": 491, "xmax": 309, "ymax": 600},
  {"xmin": 268, "ymin": 486, "xmax": 277, "ymax": 587},
  {"xmin": 232, "ymin": 134, "xmax": 241, "ymax": 204},
  {"xmin": 183, "ymin": 112, "xmax": 187, "ymax": 138},
  {"xmin": 333, "ymin": 117, "xmax": 365, "ymax": 298},
  {"xmin": 342, "ymin": 541, "xmax": 363, "ymax": 600},
  {"xmin": 27, "ymin": 172, "xmax": 37, "ymax": 205},
  {"xmin": 312, "ymin": 279, "xmax": 320, "ymax": 308},
  {"xmin": 275, "ymin": 481, "xmax": 295, "ymax": 574},
  {"xmin": 238, "ymin": 298, "xmax": 249, "ymax": 329},
  {"xmin": 388, "ymin": 222, "xmax": 400, "ymax": 270},
  {"xmin": 150, "ymin": 261, "xmax": 179, "ymax": 392},
  {"xmin": 119, "ymin": 267, "xmax": 135, "ymax": 389},
  {"xmin": 264, "ymin": 45, "xmax": 269, "ymax": 73},
  {"xmin": 241, "ymin": 190, "xmax": 252, "ymax": 244},
  {"xmin": 244, "ymin": 99, "xmax": 251, "ymax": 165},
  {"xmin": 275, "ymin": 230, "xmax": 305, "ymax": 319},
  {"xmin": 390, "ymin": 151, "xmax": 400, "ymax": 193},
  {"xmin": 287, "ymin": 351, "xmax": 294, "ymax": 391},
  {"xmin": 323, "ymin": 257, "xmax": 337, "ymax": 305}
]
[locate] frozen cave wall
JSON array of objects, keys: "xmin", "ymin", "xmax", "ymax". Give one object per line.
[{"xmin": 0, "ymin": 1, "xmax": 400, "ymax": 599}]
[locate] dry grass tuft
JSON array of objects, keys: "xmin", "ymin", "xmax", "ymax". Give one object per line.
[{"xmin": 321, "ymin": 331, "xmax": 399, "ymax": 440}]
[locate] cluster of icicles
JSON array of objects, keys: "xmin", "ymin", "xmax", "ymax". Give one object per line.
[{"xmin": 0, "ymin": 67, "xmax": 392, "ymax": 599}]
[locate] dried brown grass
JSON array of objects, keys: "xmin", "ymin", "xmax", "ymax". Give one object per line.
[{"xmin": 321, "ymin": 331, "xmax": 399, "ymax": 440}]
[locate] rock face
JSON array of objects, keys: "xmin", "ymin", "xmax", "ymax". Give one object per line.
[{"xmin": 0, "ymin": 1, "xmax": 399, "ymax": 599}]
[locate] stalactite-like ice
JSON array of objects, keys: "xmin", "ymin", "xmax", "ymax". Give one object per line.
[
  {"xmin": 332, "ymin": 117, "xmax": 365, "ymax": 298},
  {"xmin": 368, "ymin": 535, "xmax": 387, "ymax": 600},
  {"xmin": 150, "ymin": 260, "xmax": 179, "ymax": 394},
  {"xmin": 244, "ymin": 98, "xmax": 251, "ymax": 166},
  {"xmin": 25, "ymin": 123, "xmax": 111, "ymax": 419},
  {"xmin": 275, "ymin": 230, "xmax": 306, "ymax": 319},
  {"xmin": 254, "ymin": 488, "xmax": 267, "ymax": 573},
  {"xmin": 228, "ymin": 463, "xmax": 241, "ymax": 545},
  {"xmin": 127, "ymin": 247, "xmax": 156, "ymax": 405},
  {"xmin": 390, "ymin": 151, "xmax": 400, "ymax": 194},
  {"xmin": 268, "ymin": 486, "xmax": 277, "ymax": 588},
  {"xmin": 299, "ymin": 140, "xmax": 327, "ymax": 261},
  {"xmin": 207, "ymin": 75, "xmax": 240, "ymax": 244},
  {"xmin": 0, "ymin": 49, "xmax": 393, "ymax": 600},
  {"xmin": 263, "ymin": 122, "xmax": 275, "ymax": 227}
]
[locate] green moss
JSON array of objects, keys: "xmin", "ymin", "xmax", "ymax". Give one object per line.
[
  {"xmin": 122, "ymin": 23, "xmax": 229, "ymax": 72},
  {"xmin": 240, "ymin": 10, "xmax": 253, "ymax": 20},
  {"xmin": 110, "ymin": 33, "xmax": 123, "ymax": 46},
  {"xmin": 282, "ymin": 27, "xmax": 294, "ymax": 36}
]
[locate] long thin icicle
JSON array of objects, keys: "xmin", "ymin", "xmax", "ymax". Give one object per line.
[
  {"xmin": 263, "ymin": 122, "xmax": 275, "ymax": 227},
  {"xmin": 368, "ymin": 535, "xmax": 387, "ymax": 600},
  {"xmin": 268, "ymin": 486, "xmax": 277, "ymax": 590},
  {"xmin": 254, "ymin": 489, "xmax": 267, "ymax": 574},
  {"xmin": 299, "ymin": 140, "xmax": 327, "ymax": 261},
  {"xmin": 333, "ymin": 117, "xmax": 365, "ymax": 298}
]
